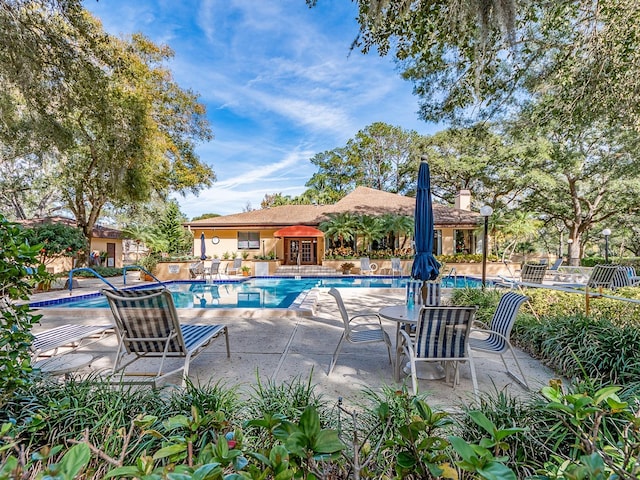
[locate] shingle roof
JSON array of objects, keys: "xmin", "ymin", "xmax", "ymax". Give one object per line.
[
  {"xmin": 16, "ymin": 216, "xmax": 123, "ymax": 239},
  {"xmin": 187, "ymin": 186, "xmax": 480, "ymax": 228}
]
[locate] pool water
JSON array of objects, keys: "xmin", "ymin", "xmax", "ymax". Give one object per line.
[{"xmin": 33, "ymin": 276, "xmax": 484, "ymax": 309}]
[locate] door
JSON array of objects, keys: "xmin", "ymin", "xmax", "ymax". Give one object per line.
[
  {"xmin": 106, "ymin": 242, "xmax": 116, "ymax": 267},
  {"xmin": 284, "ymin": 238, "xmax": 317, "ymax": 265}
]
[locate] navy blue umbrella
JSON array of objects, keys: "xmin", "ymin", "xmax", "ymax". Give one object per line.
[
  {"xmin": 200, "ymin": 232, "xmax": 207, "ymax": 260},
  {"xmin": 411, "ymin": 161, "xmax": 440, "ymax": 281}
]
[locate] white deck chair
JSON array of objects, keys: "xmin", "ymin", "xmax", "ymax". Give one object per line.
[
  {"xmin": 102, "ymin": 287, "xmax": 230, "ymax": 386},
  {"xmin": 391, "ymin": 258, "xmax": 403, "ymax": 276},
  {"xmin": 226, "ymin": 258, "xmax": 243, "ymax": 276},
  {"xmin": 208, "ymin": 260, "xmax": 222, "ymax": 281},
  {"xmin": 469, "ymin": 292, "xmax": 529, "ymax": 389},
  {"xmin": 359, "ymin": 257, "xmax": 377, "ymax": 275},
  {"xmin": 399, "ymin": 306, "xmax": 479, "ymax": 399},
  {"xmin": 327, "ymin": 288, "xmax": 392, "ymax": 374},
  {"xmin": 31, "ymin": 324, "xmax": 113, "ymax": 361}
]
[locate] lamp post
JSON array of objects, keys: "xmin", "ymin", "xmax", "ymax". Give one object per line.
[
  {"xmin": 602, "ymin": 228, "xmax": 611, "ymax": 263},
  {"xmin": 480, "ymin": 205, "xmax": 493, "ymax": 289},
  {"xmin": 566, "ymin": 238, "xmax": 573, "ymax": 264}
]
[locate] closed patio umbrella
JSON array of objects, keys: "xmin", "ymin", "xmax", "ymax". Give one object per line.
[
  {"xmin": 200, "ymin": 232, "xmax": 207, "ymax": 260},
  {"xmin": 411, "ymin": 160, "xmax": 440, "ymax": 281}
]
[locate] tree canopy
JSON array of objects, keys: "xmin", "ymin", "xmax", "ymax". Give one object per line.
[{"xmin": 0, "ymin": 1, "xmax": 215, "ymax": 262}]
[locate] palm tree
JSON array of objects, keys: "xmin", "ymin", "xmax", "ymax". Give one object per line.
[
  {"xmin": 382, "ymin": 214, "xmax": 414, "ymax": 250},
  {"xmin": 319, "ymin": 212, "xmax": 358, "ymax": 248},
  {"xmin": 356, "ymin": 215, "xmax": 385, "ymax": 252}
]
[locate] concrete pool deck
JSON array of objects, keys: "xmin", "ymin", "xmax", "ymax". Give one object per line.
[{"xmin": 29, "ymin": 276, "xmax": 557, "ymax": 409}]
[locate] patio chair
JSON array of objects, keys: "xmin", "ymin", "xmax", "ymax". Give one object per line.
[
  {"xmin": 469, "ymin": 292, "xmax": 529, "ymax": 389},
  {"xmin": 399, "ymin": 305, "xmax": 479, "ymax": 399},
  {"xmin": 327, "ymin": 288, "xmax": 392, "ymax": 375},
  {"xmin": 226, "ymin": 258, "xmax": 243, "ymax": 276},
  {"xmin": 405, "ymin": 279, "xmax": 441, "ymax": 307},
  {"xmin": 189, "ymin": 261, "xmax": 205, "ymax": 280},
  {"xmin": 359, "ymin": 257, "xmax": 377, "ymax": 275},
  {"xmin": 102, "ymin": 287, "xmax": 230, "ymax": 387},
  {"xmin": 208, "ymin": 259, "xmax": 222, "ymax": 281},
  {"xmin": 391, "ymin": 258, "xmax": 403, "ymax": 276}
]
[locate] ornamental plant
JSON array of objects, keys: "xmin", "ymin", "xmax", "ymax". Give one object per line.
[
  {"xmin": 0, "ymin": 215, "xmax": 48, "ymax": 407},
  {"xmin": 21, "ymin": 222, "xmax": 87, "ymax": 265}
]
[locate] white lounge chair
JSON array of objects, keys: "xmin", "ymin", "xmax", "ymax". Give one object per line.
[
  {"xmin": 390, "ymin": 258, "xmax": 403, "ymax": 276},
  {"xmin": 359, "ymin": 257, "xmax": 377, "ymax": 275},
  {"xmin": 226, "ymin": 258, "xmax": 243, "ymax": 276}
]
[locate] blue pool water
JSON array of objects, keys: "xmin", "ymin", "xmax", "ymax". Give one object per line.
[{"xmin": 32, "ymin": 276, "xmax": 484, "ymax": 309}]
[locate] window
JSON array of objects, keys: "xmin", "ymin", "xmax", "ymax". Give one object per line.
[{"xmin": 238, "ymin": 231, "xmax": 260, "ymax": 249}]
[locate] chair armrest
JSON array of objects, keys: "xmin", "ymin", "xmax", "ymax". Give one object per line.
[
  {"xmin": 469, "ymin": 327, "xmax": 509, "ymax": 343},
  {"xmin": 398, "ymin": 329, "xmax": 415, "ymax": 357},
  {"xmin": 350, "ymin": 313, "xmax": 383, "ymax": 326},
  {"xmin": 472, "ymin": 320, "xmax": 490, "ymax": 329}
]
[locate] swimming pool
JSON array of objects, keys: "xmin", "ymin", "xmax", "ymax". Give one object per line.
[{"xmin": 32, "ymin": 276, "xmax": 485, "ymax": 309}]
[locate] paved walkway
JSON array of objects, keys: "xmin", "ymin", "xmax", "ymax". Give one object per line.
[{"xmin": 30, "ymin": 276, "xmax": 556, "ymax": 409}]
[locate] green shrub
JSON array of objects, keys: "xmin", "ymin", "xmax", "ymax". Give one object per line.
[
  {"xmin": 0, "ymin": 215, "xmax": 49, "ymax": 407},
  {"xmin": 70, "ymin": 266, "xmax": 121, "ymax": 278}
]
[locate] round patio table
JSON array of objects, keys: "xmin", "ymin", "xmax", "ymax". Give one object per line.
[{"xmin": 378, "ymin": 305, "xmax": 446, "ymax": 381}]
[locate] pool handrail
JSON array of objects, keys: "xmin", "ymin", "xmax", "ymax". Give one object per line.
[
  {"xmin": 68, "ymin": 267, "xmax": 118, "ymax": 295},
  {"xmin": 122, "ymin": 265, "xmax": 163, "ymax": 285}
]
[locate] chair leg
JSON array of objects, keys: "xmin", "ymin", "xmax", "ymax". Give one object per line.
[
  {"xmin": 328, "ymin": 333, "xmax": 346, "ymax": 374},
  {"xmin": 502, "ymin": 350, "xmax": 530, "ymax": 390},
  {"xmin": 409, "ymin": 358, "xmax": 418, "ymax": 395},
  {"xmin": 468, "ymin": 356, "xmax": 479, "ymax": 402}
]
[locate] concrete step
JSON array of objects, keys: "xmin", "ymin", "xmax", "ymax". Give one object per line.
[{"xmin": 275, "ymin": 265, "xmax": 339, "ymax": 276}]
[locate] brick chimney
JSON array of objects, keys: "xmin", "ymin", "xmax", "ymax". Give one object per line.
[{"xmin": 455, "ymin": 189, "xmax": 471, "ymax": 211}]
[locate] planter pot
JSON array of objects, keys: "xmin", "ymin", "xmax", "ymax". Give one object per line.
[
  {"xmin": 142, "ymin": 273, "xmax": 154, "ymax": 281},
  {"xmin": 242, "ymin": 271, "xmax": 250, "ymax": 276},
  {"xmin": 342, "ymin": 270, "xmax": 351, "ymax": 275}
]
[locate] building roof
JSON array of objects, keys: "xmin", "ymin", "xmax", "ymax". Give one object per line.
[
  {"xmin": 17, "ymin": 216, "xmax": 123, "ymax": 239},
  {"xmin": 186, "ymin": 186, "xmax": 480, "ymax": 229}
]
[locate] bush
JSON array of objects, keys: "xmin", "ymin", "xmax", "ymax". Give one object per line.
[
  {"xmin": 0, "ymin": 215, "xmax": 48, "ymax": 407},
  {"xmin": 70, "ymin": 266, "xmax": 121, "ymax": 278}
]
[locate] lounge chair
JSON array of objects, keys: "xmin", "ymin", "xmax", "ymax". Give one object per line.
[
  {"xmin": 469, "ymin": 292, "xmax": 529, "ymax": 389},
  {"xmin": 609, "ymin": 265, "xmax": 640, "ymax": 290},
  {"xmin": 226, "ymin": 258, "xmax": 243, "ymax": 276},
  {"xmin": 399, "ymin": 306, "xmax": 479, "ymax": 399},
  {"xmin": 102, "ymin": 287, "xmax": 230, "ymax": 386},
  {"xmin": 327, "ymin": 288, "xmax": 392, "ymax": 374},
  {"xmin": 359, "ymin": 257, "xmax": 377, "ymax": 275},
  {"xmin": 31, "ymin": 324, "xmax": 113, "ymax": 361},
  {"xmin": 390, "ymin": 258, "xmax": 403, "ymax": 276},
  {"xmin": 499, "ymin": 263, "xmax": 547, "ymax": 287},
  {"xmin": 544, "ymin": 258, "xmax": 564, "ymax": 281},
  {"xmin": 189, "ymin": 261, "xmax": 205, "ymax": 280}
]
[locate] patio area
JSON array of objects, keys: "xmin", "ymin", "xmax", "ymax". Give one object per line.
[{"xmin": 30, "ymin": 276, "xmax": 556, "ymax": 409}]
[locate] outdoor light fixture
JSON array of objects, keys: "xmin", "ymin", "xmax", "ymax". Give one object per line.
[
  {"xmin": 480, "ymin": 205, "xmax": 494, "ymax": 289},
  {"xmin": 602, "ymin": 228, "xmax": 612, "ymax": 263},
  {"xmin": 567, "ymin": 238, "xmax": 573, "ymax": 263}
]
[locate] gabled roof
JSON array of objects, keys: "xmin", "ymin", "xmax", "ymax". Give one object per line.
[{"xmin": 186, "ymin": 186, "xmax": 480, "ymax": 229}]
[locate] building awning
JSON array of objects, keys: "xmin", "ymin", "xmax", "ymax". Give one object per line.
[{"xmin": 273, "ymin": 225, "xmax": 324, "ymax": 238}]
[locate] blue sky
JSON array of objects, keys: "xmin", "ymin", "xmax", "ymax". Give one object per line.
[{"xmin": 85, "ymin": 0, "xmax": 439, "ymax": 219}]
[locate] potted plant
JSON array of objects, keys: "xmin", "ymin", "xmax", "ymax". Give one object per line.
[
  {"xmin": 241, "ymin": 265, "xmax": 251, "ymax": 276},
  {"xmin": 341, "ymin": 262, "xmax": 354, "ymax": 275}
]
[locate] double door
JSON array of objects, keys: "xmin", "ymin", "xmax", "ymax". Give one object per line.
[{"xmin": 285, "ymin": 238, "xmax": 317, "ymax": 265}]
